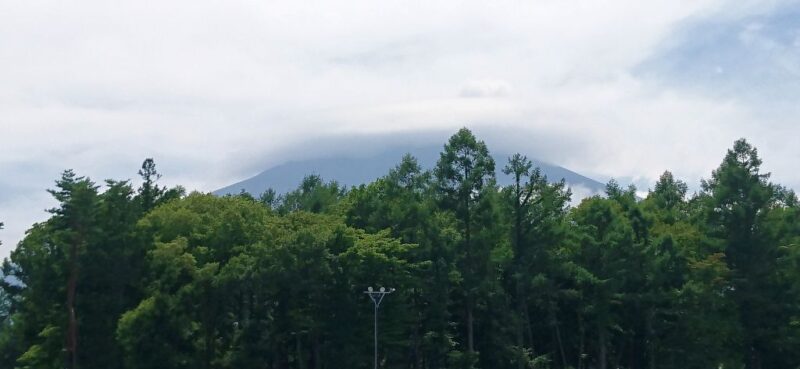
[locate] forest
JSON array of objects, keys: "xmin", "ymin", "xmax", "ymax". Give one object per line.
[{"xmin": 1, "ymin": 128, "xmax": 798, "ymax": 369}]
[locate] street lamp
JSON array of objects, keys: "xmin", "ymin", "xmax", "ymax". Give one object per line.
[{"xmin": 365, "ymin": 286, "xmax": 395, "ymax": 369}]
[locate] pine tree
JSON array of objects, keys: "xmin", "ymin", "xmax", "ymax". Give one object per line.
[
  {"xmin": 434, "ymin": 128, "xmax": 497, "ymax": 365},
  {"xmin": 700, "ymin": 139, "xmax": 798, "ymax": 368},
  {"xmin": 47, "ymin": 170, "xmax": 100, "ymax": 369},
  {"xmin": 502, "ymin": 154, "xmax": 571, "ymax": 368}
]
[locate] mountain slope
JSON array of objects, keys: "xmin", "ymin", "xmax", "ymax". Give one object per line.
[{"xmin": 214, "ymin": 146, "xmax": 605, "ymax": 196}]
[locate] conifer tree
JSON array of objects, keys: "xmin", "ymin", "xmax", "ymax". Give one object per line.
[{"xmin": 434, "ymin": 128, "xmax": 497, "ymax": 365}]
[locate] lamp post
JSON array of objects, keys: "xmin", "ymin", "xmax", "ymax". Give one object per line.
[{"xmin": 365, "ymin": 286, "xmax": 395, "ymax": 369}]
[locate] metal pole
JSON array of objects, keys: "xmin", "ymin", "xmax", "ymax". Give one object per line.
[{"xmin": 365, "ymin": 287, "xmax": 394, "ymax": 369}]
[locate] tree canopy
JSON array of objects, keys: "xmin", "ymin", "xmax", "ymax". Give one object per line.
[{"xmin": 1, "ymin": 130, "xmax": 798, "ymax": 369}]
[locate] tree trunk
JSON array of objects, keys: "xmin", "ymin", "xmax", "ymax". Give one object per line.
[
  {"xmin": 277, "ymin": 343, "xmax": 289, "ymax": 369},
  {"xmin": 646, "ymin": 308, "xmax": 656, "ymax": 369},
  {"xmin": 412, "ymin": 303, "xmax": 422, "ymax": 369},
  {"xmin": 747, "ymin": 344, "xmax": 762, "ymax": 369},
  {"xmin": 312, "ymin": 333, "xmax": 321, "ymax": 369},
  {"xmin": 296, "ymin": 334, "xmax": 305, "ymax": 369},
  {"xmin": 552, "ymin": 310, "xmax": 567, "ymax": 369},
  {"xmin": 467, "ymin": 304, "xmax": 475, "ymax": 353},
  {"xmin": 577, "ymin": 313, "xmax": 585, "ymax": 369},
  {"xmin": 66, "ymin": 240, "xmax": 79, "ymax": 369},
  {"xmin": 515, "ymin": 194, "xmax": 527, "ymax": 369},
  {"xmin": 516, "ymin": 282, "xmax": 525, "ymax": 369},
  {"xmin": 598, "ymin": 325, "xmax": 607, "ymax": 369},
  {"xmin": 524, "ymin": 304, "xmax": 535, "ymax": 354},
  {"xmin": 465, "ymin": 197, "xmax": 475, "ymax": 355}
]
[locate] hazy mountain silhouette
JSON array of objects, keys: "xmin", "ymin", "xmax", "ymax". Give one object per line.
[{"xmin": 214, "ymin": 146, "xmax": 606, "ymax": 196}]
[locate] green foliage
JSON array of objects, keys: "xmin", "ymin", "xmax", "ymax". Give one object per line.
[
  {"xmin": 1, "ymin": 134, "xmax": 799, "ymax": 369},
  {"xmin": 434, "ymin": 128, "xmax": 500, "ymax": 360},
  {"xmin": 278, "ymin": 175, "xmax": 347, "ymax": 214},
  {"xmin": 698, "ymin": 139, "xmax": 800, "ymax": 368}
]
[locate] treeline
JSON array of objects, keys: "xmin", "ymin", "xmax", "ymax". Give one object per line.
[{"xmin": 1, "ymin": 128, "xmax": 799, "ymax": 369}]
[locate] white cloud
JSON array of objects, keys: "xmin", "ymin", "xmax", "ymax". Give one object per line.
[
  {"xmin": 568, "ymin": 184, "xmax": 603, "ymax": 207},
  {"xmin": 1, "ymin": 0, "xmax": 799, "ymax": 257},
  {"xmin": 459, "ymin": 80, "xmax": 512, "ymax": 98}
]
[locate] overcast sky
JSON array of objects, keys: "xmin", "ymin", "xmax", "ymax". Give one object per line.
[{"xmin": 2, "ymin": 0, "xmax": 799, "ymax": 258}]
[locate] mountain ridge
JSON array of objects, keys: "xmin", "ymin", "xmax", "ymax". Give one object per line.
[{"xmin": 214, "ymin": 145, "xmax": 606, "ymax": 196}]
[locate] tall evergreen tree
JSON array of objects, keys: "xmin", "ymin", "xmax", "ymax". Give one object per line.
[
  {"xmin": 643, "ymin": 171, "xmax": 742, "ymax": 369},
  {"xmin": 137, "ymin": 158, "xmax": 183, "ymax": 213},
  {"xmin": 77, "ymin": 180, "xmax": 142, "ymax": 369},
  {"xmin": 47, "ymin": 170, "xmax": 100, "ymax": 369},
  {"xmin": 138, "ymin": 158, "xmax": 163, "ymax": 212},
  {"xmin": 502, "ymin": 154, "xmax": 571, "ymax": 368},
  {"xmin": 569, "ymin": 196, "xmax": 634, "ymax": 369},
  {"xmin": 700, "ymin": 139, "xmax": 799, "ymax": 368},
  {"xmin": 434, "ymin": 128, "xmax": 497, "ymax": 365}
]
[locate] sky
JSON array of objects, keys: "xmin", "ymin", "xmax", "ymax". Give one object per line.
[{"xmin": 1, "ymin": 0, "xmax": 799, "ymax": 258}]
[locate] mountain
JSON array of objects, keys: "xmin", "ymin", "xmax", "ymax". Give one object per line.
[{"xmin": 214, "ymin": 146, "xmax": 606, "ymax": 196}]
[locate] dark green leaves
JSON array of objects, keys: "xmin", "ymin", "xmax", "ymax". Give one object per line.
[{"xmin": 2, "ymin": 135, "xmax": 800, "ymax": 369}]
